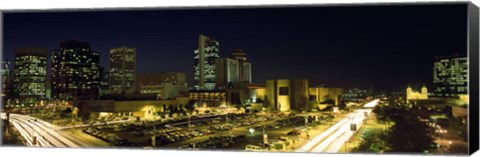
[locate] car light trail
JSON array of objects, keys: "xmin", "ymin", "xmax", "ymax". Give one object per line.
[
  {"xmin": 7, "ymin": 113, "xmax": 82, "ymax": 147},
  {"xmin": 296, "ymin": 99, "xmax": 378, "ymax": 153},
  {"xmin": 363, "ymin": 99, "xmax": 380, "ymax": 108},
  {"xmin": 295, "ymin": 115, "xmax": 351, "ymax": 152}
]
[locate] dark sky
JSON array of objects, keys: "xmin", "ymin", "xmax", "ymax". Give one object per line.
[{"xmin": 2, "ymin": 3, "xmax": 468, "ymax": 92}]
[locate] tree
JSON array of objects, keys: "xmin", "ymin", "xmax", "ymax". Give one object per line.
[
  {"xmin": 338, "ymin": 101, "xmax": 347, "ymax": 110},
  {"xmin": 385, "ymin": 108, "xmax": 433, "ymax": 153},
  {"xmin": 78, "ymin": 109, "xmax": 90, "ymax": 121},
  {"xmin": 185, "ymin": 101, "xmax": 196, "ymax": 113},
  {"xmin": 306, "ymin": 100, "xmax": 319, "ymax": 111},
  {"xmin": 60, "ymin": 108, "xmax": 72, "ymax": 118},
  {"xmin": 354, "ymin": 133, "xmax": 388, "ymax": 153},
  {"xmin": 447, "ymin": 117, "xmax": 467, "ymax": 141}
]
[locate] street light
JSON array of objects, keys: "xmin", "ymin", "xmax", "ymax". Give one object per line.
[{"xmin": 248, "ymin": 128, "xmax": 255, "ymax": 135}]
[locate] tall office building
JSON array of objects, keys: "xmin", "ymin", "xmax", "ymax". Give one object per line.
[
  {"xmin": 215, "ymin": 49, "xmax": 252, "ymax": 88},
  {"xmin": 99, "ymin": 66, "xmax": 110, "ymax": 94},
  {"xmin": 109, "ymin": 46, "xmax": 136, "ymax": 94},
  {"xmin": 231, "ymin": 49, "xmax": 252, "ymax": 83},
  {"xmin": 433, "ymin": 54, "xmax": 468, "ymax": 97},
  {"xmin": 14, "ymin": 47, "xmax": 48, "ymax": 105},
  {"xmin": 216, "ymin": 58, "xmax": 240, "ymax": 88},
  {"xmin": 1, "ymin": 61, "xmax": 11, "ymax": 99},
  {"xmin": 194, "ymin": 34, "xmax": 220, "ymax": 90},
  {"xmin": 51, "ymin": 40, "xmax": 100, "ymax": 100}
]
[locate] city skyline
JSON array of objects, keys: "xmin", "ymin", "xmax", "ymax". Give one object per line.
[
  {"xmin": 3, "ymin": 4, "xmax": 467, "ymax": 92},
  {"xmin": 1, "ymin": 3, "xmax": 474, "ymax": 155}
]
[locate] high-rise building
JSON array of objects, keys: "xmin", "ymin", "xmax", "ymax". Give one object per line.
[
  {"xmin": 99, "ymin": 66, "xmax": 110, "ymax": 95},
  {"xmin": 14, "ymin": 47, "xmax": 48, "ymax": 105},
  {"xmin": 194, "ymin": 34, "xmax": 220, "ymax": 90},
  {"xmin": 109, "ymin": 46, "xmax": 136, "ymax": 94},
  {"xmin": 51, "ymin": 40, "xmax": 100, "ymax": 100},
  {"xmin": 216, "ymin": 57, "xmax": 240, "ymax": 88},
  {"xmin": 215, "ymin": 49, "xmax": 252, "ymax": 88},
  {"xmin": 1, "ymin": 61, "xmax": 11, "ymax": 99},
  {"xmin": 433, "ymin": 54, "xmax": 468, "ymax": 97},
  {"xmin": 231, "ymin": 49, "xmax": 252, "ymax": 83}
]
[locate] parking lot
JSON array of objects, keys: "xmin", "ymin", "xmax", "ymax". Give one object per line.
[{"xmin": 79, "ymin": 112, "xmax": 343, "ymax": 151}]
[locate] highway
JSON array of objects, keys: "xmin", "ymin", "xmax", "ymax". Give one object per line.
[
  {"xmin": 2, "ymin": 113, "xmax": 109, "ymax": 147},
  {"xmin": 295, "ymin": 99, "xmax": 379, "ymax": 153}
]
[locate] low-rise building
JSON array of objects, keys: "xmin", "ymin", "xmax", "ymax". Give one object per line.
[
  {"xmin": 406, "ymin": 84, "xmax": 428, "ymax": 103},
  {"xmin": 265, "ymin": 79, "xmax": 309, "ymax": 112},
  {"xmin": 308, "ymin": 87, "xmax": 343, "ymax": 105},
  {"xmin": 74, "ymin": 97, "xmax": 190, "ymax": 119}
]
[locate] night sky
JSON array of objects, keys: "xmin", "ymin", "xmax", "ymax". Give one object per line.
[{"xmin": 2, "ymin": 3, "xmax": 468, "ymax": 92}]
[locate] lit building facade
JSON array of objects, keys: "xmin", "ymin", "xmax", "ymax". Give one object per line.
[
  {"xmin": 137, "ymin": 73, "xmax": 187, "ymax": 100},
  {"xmin": 231, "ymin": 49, "xmax": 252, "ymax": 83},
  {"xmin": 138, "ymin": 83, "xmax": 187, "ymax": 100},
  {"xmin": 109, "ymin": 46, "xmax": 136, "ymax": 94},
  {"xmin": 51, "ymin": 40, "xmax": 100, "ymax": 100},
  {"xmin": 1, "ymin": 61, "xmax": 11, "ymax": 99},
  {"xmin": 215, "ymin": 49, "xmax": 252, "ymax": 89},
  {"xmin": 14, "ymin": 47, "xmax": 48, "ymax": 105},
  {"xmin": 309, "ymin": 87, "xmax": 344, "ymax": 105},
  {"xmin": 265, "ymin": 79, "xmax": 309, "ymax": 112},
  {"xmin": 216, "ymin": 57, "xmax": 239, "ymax": 88},
  {"xmin": 194, "ymin": 34, "xmax": 220, "ymax": 90},
  {"xmin": 137, "ymin": 72, "xmax": 186, "ymax": 85},
  {"xmin": 248, "ymin": 83, "xmax": 266, "ymax": 103},
  {"xmin": 74, "ymin": 97, "xmax": 190, "ymax": 119},
  {"xmin": 433, "ymin": 54, "xmax": 468, "ymax": 97},
  {"xmin": 406, "ymin": 84, "xmax": 428, "ymax": 103}
]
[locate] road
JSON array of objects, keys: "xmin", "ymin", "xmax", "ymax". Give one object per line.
[
  {"xmin": 3, "ymin": 113, "xmax": 109, "ymax": 147},
  {"xmin": 295, "ymin": 99, "xmax": 379, "ymax": 153}
]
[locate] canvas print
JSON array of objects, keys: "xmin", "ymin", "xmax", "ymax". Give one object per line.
[{"xmin": 0, "ymin": 3, "xmax": 476, "ymax": 155}]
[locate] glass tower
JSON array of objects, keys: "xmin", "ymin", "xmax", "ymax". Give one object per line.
[
  {"xmin": 51, "ymin": 40, "xmax": 100, "ymax": 100},
  {"xmin": 433, "ymin": 54, "xmax": 468, "ymax": 97},
  {"xmin": 194, "ymin": 34, "xmax": 220, "ymax": 90},
  {"xmin": 14, "ymin": 47, "xmax": 48, "ymax": 105},
  {"xmin": 109, "ymin": 46, "xmax": 136, "ymax": 94},
  {"xmin": 1, "ymin": 61, "xmax": 11, "ymax": 98}
]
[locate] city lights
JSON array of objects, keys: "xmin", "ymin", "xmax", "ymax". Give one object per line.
[{"xmin": 0, "ymin": 4, "xmax": 473, "ymax": 155}]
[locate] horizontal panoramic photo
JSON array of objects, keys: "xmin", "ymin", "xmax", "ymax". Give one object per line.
[{"xmin": 1, "ymin": 2, "xmax": 478, "ymax": 156}]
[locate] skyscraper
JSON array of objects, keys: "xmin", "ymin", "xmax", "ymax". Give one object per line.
[
  {"xmin": 13, "ymin": 47, "xmax": 48, "ymax": 105},
  {"xmin": 215, "ymin": 57, "xmax": 240, "ymax": 88},
  {"xmin": 51, "ymin": 40, "xmax": 100, "ymax": 100},
  {"xmin": 109, "ymin": 46, "xmax": 136, "ymax": 94},
  {"xmin": 194, "ymin": 34, "xmax": 220, "ymax": 90},
  {"xmin": 215, "ymin": 49, "xmax": 252, "ymax": 88},
  {"xmin": 433, "ymin": 54, "xmax": 468, "ymax": 97},
  {"xmin": 1, "ymin": 61, "xmax": 11, "ymax": 99},
  {"xmin": 231, "ymin": 49, "xmax": 252, "ymax": 84},
  {"xmin": 99, "ymin": 66, "xmax": 109, "ymax": 95}
]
